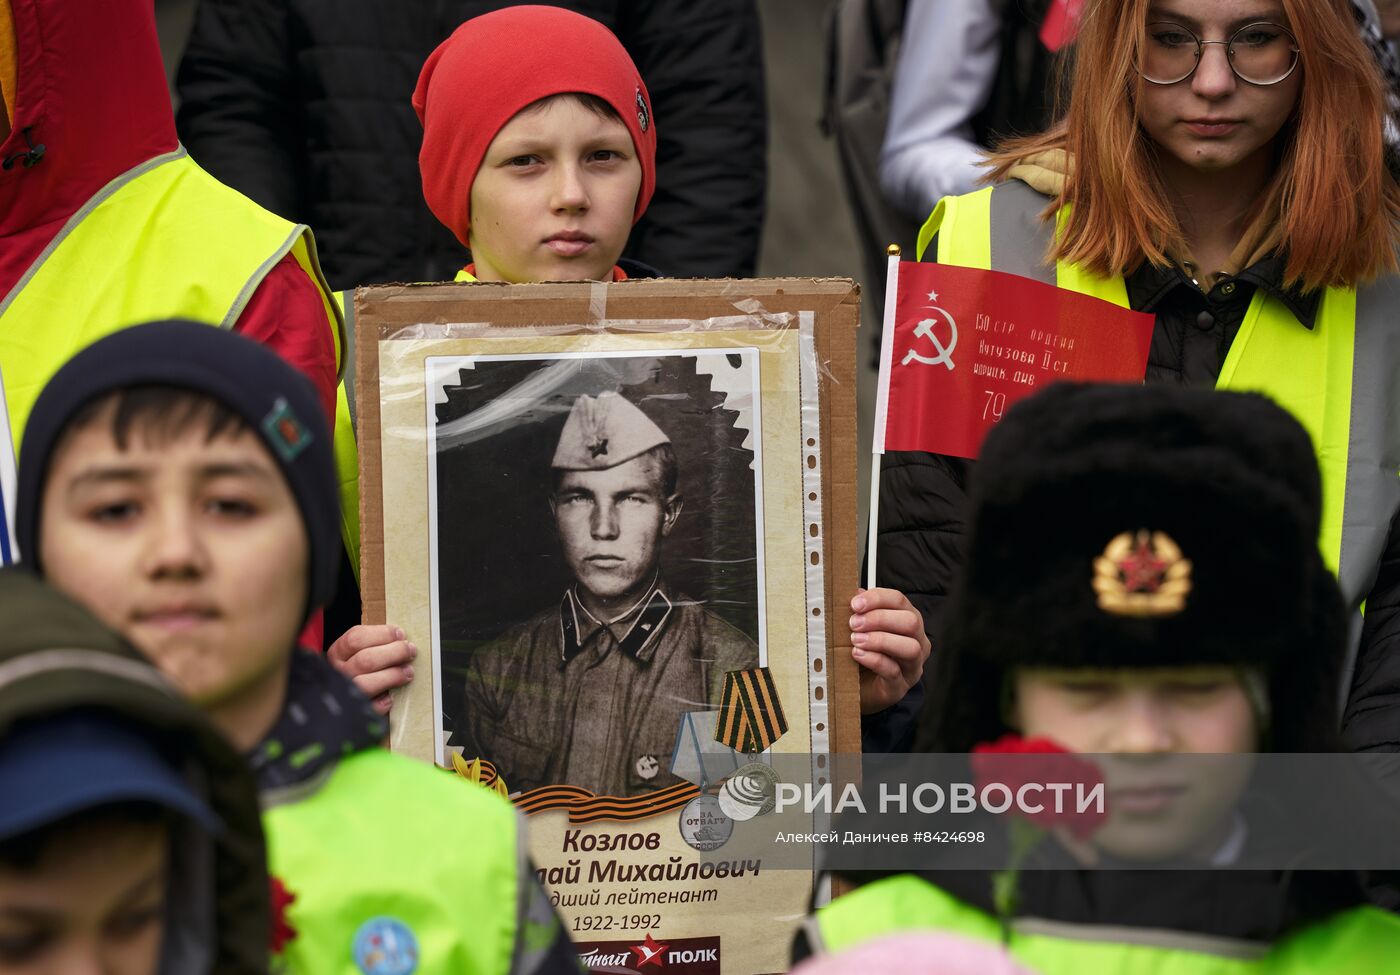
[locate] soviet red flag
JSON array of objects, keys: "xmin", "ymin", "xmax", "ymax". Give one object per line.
[{"xmin": 874, "ymin": 261, "xmax": 1155, "ymax": 460}]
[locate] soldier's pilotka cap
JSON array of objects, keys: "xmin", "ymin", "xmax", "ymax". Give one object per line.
[{"xmin": 552, "ymin": 392, "xmax": 669, "ymax": 471}]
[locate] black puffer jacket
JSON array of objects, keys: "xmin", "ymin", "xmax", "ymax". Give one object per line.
[{"xmin": 175, "ymin": 0, "xmax": 767, "ymax": 290}]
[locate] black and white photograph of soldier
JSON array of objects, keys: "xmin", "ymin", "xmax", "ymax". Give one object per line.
[{"xmin": 427, "ymin": 350, "xmax": 766, "ymax": 797}]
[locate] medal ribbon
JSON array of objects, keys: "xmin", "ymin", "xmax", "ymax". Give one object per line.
[{"xmin": 715, "ymin": 667, "xmax": 788, "ymax": 754}]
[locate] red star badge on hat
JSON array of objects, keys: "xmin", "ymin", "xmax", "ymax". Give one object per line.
[
  {"xmin": 1117, "ymin": 533, "xmax": 1169, "ymax": 593},
  {"xmin": 630, "ymin": 933, "xmax": 669, "ymax": 968},
  {"xmin": 1093, "ymin": 530, "xmax": 1193, "ymax": 618}
]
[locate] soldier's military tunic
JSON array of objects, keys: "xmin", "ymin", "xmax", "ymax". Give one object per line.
[{"xmin": 456, "ymin": 579, "xmax": 759, "ymax": 796}]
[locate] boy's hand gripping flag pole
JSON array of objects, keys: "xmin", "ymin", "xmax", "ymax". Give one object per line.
[{"xmin": 867, "ymin": 245, "xmax": 904, "ymax": 590}]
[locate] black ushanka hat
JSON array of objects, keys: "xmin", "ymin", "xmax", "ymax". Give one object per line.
[
  {"xmin": 918, "ymin": 383, "xmax": 1346, "ymax": 753},
  {"xmin": 15, "ymin": 321, "xmax": 339, "ymax": 619}
]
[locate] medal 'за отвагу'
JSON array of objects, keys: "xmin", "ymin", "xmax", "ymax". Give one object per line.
[{"xmin": 678, "ymin": 794, "xmax": 733, "ymax": 851}]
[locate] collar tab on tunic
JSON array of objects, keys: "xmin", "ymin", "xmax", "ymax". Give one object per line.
[{"xmin": 558, "ymin": 583, "xmax": 673, "ymax": 666}]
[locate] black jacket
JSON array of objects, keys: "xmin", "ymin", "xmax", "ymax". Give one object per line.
[
  {"xmin": 876, "ymin": 247, "xmax": 1400, "ymax": 750},
  {"xmin": 971, "ymin": 0, "xmax": 1070, "ymax": 148},
  {"xmin": 175, "ymin": 0, "xmax": 767, "ymax": 291}
]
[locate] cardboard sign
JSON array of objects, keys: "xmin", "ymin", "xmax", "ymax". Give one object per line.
[
  {"xmin": 354, "ymin": 278, "xmax": 862, "ymax": 975},
  {"xmin": 877, "ymin": 262, "xmax": 1155, "ymax": 459}
]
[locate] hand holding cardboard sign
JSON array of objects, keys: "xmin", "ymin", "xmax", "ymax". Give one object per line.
[{"xmin": 327, "ymin": 624, "xmax": 416, "ymax": 714}]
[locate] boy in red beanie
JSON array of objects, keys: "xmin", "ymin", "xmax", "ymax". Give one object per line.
[
  {"xmin": 334, "ymin": 5, "xmax": 931, "ymax": 739},
  {"xmin": 327, "ymin": 5, "xmax": 660, "ymax": 708},
  {"xmin": 413, "ymin": 4, "xmax": 657, "ymax": 284}
]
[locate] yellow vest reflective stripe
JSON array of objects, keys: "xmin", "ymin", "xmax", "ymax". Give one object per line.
[
  {"xmin": 812, "ymin": 874, "xmax": 1400, "ymax": 973},
  {"xmin": 327, "ymin": 271, "xmax": 481, "ymax": 579},
  {"xmin": 264, "ymin": 748, "xmax": 522, "ymax": 973},
  {"xmin": 917, "ymin": 182, "xmax": 1400, "ymax": 698},
  {"xmin": 917, "ymin": 181, "xmax": 1129, "ymax": 303},
  {"xmin": 333, "ymin": 383, "xmax": 359, "ymax": 581},
  {"xmin": 332, "ymin": 290, "xmax": 360, "ymax": 580},
  {"xmin": 0, "ymin": 148, "xmax": 359, "ymax": 564}
]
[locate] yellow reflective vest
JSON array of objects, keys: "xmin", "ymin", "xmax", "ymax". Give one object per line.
[
  {"xmin": 330, "ymin": 270, "xmax": 482, "ymax": 580},
  {"xmin": 810, "ymin": 874, "xmax": 1400, "ymax": 974},
  {"xmin": 264, "ymin": 748, "xmax": 539, "ymax": 974},
  {"xmin": 0, "ymin": 147, "xmax": 359, "ymax": 563},
  {"xmin": 918, "ymin": 181, "xmax": 1400, "ymax": 706}
]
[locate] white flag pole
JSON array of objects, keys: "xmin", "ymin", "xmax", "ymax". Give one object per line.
[{"xmin": 868, "ymin": 245, "xmax": 902, "ymax": 591}]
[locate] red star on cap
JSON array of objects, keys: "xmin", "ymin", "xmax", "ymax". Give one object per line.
[
  {"xmin": 630, "ymin": 933, "xmax": 669, "ymax": 968},
  {"xmin": 1117, "ymin": 534, "xmax": 1168, "ymax": 593}
]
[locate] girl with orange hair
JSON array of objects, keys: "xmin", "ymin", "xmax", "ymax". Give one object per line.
[{"xmin": 875, "ymin": 0, "xmax": 1400, "ymax": 754}]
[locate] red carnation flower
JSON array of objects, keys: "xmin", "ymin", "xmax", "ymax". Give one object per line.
[
  {"xmin": 971, "ymin": 734, "xmax": 1108, "ymax": 840},
  {"xmin": 269, "ymin": 876, "xmax": 298, "ymax": 955},
  {"xmin": 970, "ymin": 735, "xmax": 1109, "ymax": 940}
]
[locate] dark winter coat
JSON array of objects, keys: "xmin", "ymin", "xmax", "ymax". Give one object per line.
[{"xmin": 175, "ymin": 0, "xmax": 768, "ymax": 290}]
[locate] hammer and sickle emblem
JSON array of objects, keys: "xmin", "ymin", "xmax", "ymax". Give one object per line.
[{"xmin": 901, "ymin": 306, "xmax": 959, "ymax": 370}]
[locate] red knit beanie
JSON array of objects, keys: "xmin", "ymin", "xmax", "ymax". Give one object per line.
[{"xmin": 413, "ymin": 6, "xmax": 657, "ymax": 249}]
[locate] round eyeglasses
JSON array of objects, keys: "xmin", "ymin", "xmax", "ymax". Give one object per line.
[{"xmin": 1141, "ymin": 22, "xmax": 1300, "ymax": 86}]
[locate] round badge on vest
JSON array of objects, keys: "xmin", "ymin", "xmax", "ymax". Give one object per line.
[{"xmin": 352, "ymin": 917, "xmax": 419, "ymax": 975}]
